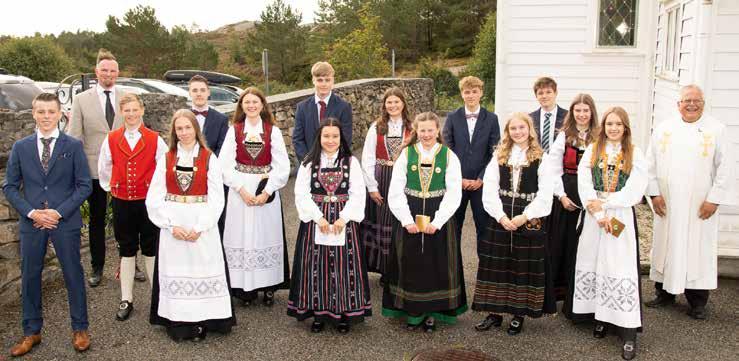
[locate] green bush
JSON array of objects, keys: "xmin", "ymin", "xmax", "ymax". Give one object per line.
[
  {"xmin": 0, "ymin": 37, "xmax": 76, "ymax": 81},
  {"xmin": 419, "ymin": 56, "xmax": 459, "ymax": 98}
]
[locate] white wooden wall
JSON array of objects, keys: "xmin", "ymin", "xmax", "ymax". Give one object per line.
[{"xmin": 495, "ymin": 0, "xmax": 656, "ymax": 148}]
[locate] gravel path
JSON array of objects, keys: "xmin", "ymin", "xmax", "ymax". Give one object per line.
[{"xmin": 1, "ymin": 177, "xmax": 737, "ymax": 361}]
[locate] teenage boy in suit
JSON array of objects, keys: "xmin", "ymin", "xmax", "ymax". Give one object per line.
[
  {"xmin": 442, "ymin": 76, "xmax": 500, "ymax": 251},
  {"xmin": 292, "ymin": 62, "xmax": 353, "ymax": 161},
  {"xmin": 4, "ymin": 93, "xmax": 93, "ymax": 356},
  {"xmin": 529, "ymin": 76, "xmax": 566, "ymax": 154}
]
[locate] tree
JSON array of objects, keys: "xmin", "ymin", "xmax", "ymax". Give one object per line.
[
  {"xmin": 54, "ymin": 30, "xmax": 101, "ymax": 72},
  {"xmin": 0, "ymin": 37, "xmax": 75, "ymax": 81},
  {"xmin": 467, "ymin": 11, "xmax": 497, "ymax": 104},
  {"xmin": 327, "ymin": 5, "xmax": 390, "ymax": 80},
  {"xmin": 244, "ymin": 0, "xmax": 308, "ymax": 84}
]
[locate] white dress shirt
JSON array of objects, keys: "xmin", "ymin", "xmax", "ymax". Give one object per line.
[
  {"xmin": 27, "ymin": 128, "xmax": 62, "ymax": 218},
  {"xmin": 192, "ymin": 105, "xmax": 209, "ymax": 131},
  {"xmin": 96, "ymin": 84, "xmax": 116, "ymax": 118},
  {"xmin": 482, "ymin": 144, "xmax": 554, "ymax": 222},
  {"xmin": 465, "ymin": 106, "xmax": 480, "ymax": 142},
  {"xmin": 314, "ymin": 92, "xmax": 332, "ymax": 117},
  {"xmin": 97, "ymin": 125, "xmax": 169, "ymax": 192}
]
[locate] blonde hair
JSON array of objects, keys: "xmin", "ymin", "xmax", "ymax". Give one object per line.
[
  {"xmin": 96, "ymin": 48, "xmax": 116, "ymax": 64},
  {"xmin": 168, "ymin": 109, "xmax": 210, "ymax": 153},
  {"xmin": 311, "ymin": 62, "xmax": 335, "ymax": 78},
  {"xmin": 407, "ymin": 112, "xmax": 444, "ymax": 146},
  {"xmin": 496, "ymin": 112, "xmax": 544, "ymax": 164},
  {"xmin": 590, "ymin": 106, "xmax": 634, "ymax": 174},
  {"xmin": 458, "ymin": 76, "xmax": 484, "ymax": 91},
  {"xmin": 118, "ymin": 93, "xmax": 144, "ymax": 110}
]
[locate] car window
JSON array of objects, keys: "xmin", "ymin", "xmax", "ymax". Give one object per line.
[
  {"xmin": 0, "ymin": 83, "xmax": 43, "ymax": 111},
  {"xmin": 209, "ymin": 87, "xmax": 238, "ymax": 102}
]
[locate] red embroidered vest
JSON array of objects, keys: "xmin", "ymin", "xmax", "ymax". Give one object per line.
[
  {"xmin": 563, "ymin": 143, "xmax": 584, "ymax": 175},
  {"xmin": 108, "ymin": 126, "xmax": 159, "ymax": 200},
  {"xmin": 234, "ymin": 121, "xmax": 272, "ymax": 166},
  {"xmin": 165, "ymin": 148, "xmax": 211, "ymax": 196},
  {"xmin": 375, "ymin": 127, "xmax": 410, "ymax": 161}
]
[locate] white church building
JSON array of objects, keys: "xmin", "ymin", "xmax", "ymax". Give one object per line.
[{"xmin": 494, "ymin": 0, "xmax": 739, "ymax": 267}]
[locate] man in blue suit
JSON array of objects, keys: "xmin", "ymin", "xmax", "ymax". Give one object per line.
[
  {"xmin": 188, "ymin": 75, "xmax": 230, "ymax": 237},
  {"xmin": 529, "ymin": 76, "xmax": 566, "ymax": 154},
  {"xmin": 442, "ymin": 76, "xmax": 500, "ymax": 252},
  {"xmin": 3, "ymin": 93, "xmax": 93, "ymax": 356},
  {"xmin": 292, "ymin": 62, "xmax": 353, "ymax": 161}
]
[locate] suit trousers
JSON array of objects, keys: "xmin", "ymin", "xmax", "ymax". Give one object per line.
[
  {"xmin": 87, "ymin": 179, "xmax": 108, "ymax": 271},
  {"xmin": 654, "ymin": 282, "xmax": 709, "ymax": 308},
  {"xmin": 453, "ymin": 187, "xmax": 489, "ymax": 252},
  {"xmin": 21, "ymin": 228, "xmax": 89, "ymax": 335}
]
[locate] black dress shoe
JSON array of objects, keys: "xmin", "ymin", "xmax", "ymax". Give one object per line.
[
  {"xmin": 422, "ymin": 317, "xmax": 436, "ymax": 333},
  {"xmin": 263, "ymin": 291, "xmax": 275, "ymax": 307},
  {"xmin": 475, "ymin": 313, "xmax": 503, "ymax": 331},
  {"xmin": 644, "ymin": 293, "xmax": 675, "ymax": 308},
  {"xmin": 507, "ymin": 316, "xmax": 524, "ymax": 336},
  {"xmin": 337, "ymin": 322, "xmax": 350, "ymax": 334},
  {"xmin": 191, "ymin": 326, "xmax": 206, "ymax": 342},
  {"xmin": 687, "ymin": 306, "xmax": 707, "ymax": 320},
  {"xmin": 116, "ymin": 301, "xmax": 133, "ymax": 321},
  {"xmin": 593, "ymin": 322, "xmax": 607, "ymax": 338},
  {"xmin": 88, "ymin": 270, "xmax": 103, "ymax": 288},
  {"xmin": 310, "ymin": 321, "xmax": 325, "ymax": 333},
  {"xmin": 622, "ymin": 341, "xmax": 636, "ymax": 360},
  {"xmin": 134, "ymin": 265, "xmax": 146, "ymax": 282}
]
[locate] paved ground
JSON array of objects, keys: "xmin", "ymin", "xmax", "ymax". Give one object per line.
[{"xmin": 1, "ymin": 177, "xmax": 738, "ymax": 361}]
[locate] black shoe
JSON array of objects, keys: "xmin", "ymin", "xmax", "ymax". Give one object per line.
[
  {"xmin": 622, "ymin": 341, "xmax": 636, "ymax": 360},
  {"xmin": 134, "ymin": 265, "xmax": 146, "ymax": 282},
  {"xmin": 88, "ymin": 269, "xmax": 103, "ymax": 288},
  {"xmin": 644, "ymin": 293, "xmax": 675, "ymax": 308},
  {"xmin": 507, "ymin": 316, "xmax": 524, "ymax": 336},
  {"xmin": 422, "ymin": 317, "xmax": 436, "ymax": 333},
  {"xmin": 337, "ymin": 322, "xmax": 350, "ymax": 334},
  {"xmin": 191, "ymin": 326, "xmax": 206, "ymax": 342},
  {"xmin": 311, "ymin": 321, "xmax": 325, "ymax": 333},
  {"xmin": 687, "ymin": 306, "xmax": 707, "ymax": 320},
  {"xmin": 116, "ymin": 301, "xmax": 133, "ymax": 321},
  {"xmin": 593, "ymin": 322, "xmax": 607, "ymax": 338},
  {"xmin": 475, "ymin": 313, "xmax": 503, "ymax": 331},
  {"xmin": 263, "ymin": 291, "xmax": 274, "ymax": 307}
]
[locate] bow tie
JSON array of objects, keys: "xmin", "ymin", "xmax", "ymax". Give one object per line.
[
  {"xmin": 192, "ymin": 109, "xmax": 208, "ymax": 117},
  {"xmin": 466, "ymin": 113, "xmax": 479, "ymax": 119}
]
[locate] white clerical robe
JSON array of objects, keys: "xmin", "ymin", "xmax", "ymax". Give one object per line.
[{"xmin": 647, "ymin": 115, "xmax": 737, "ymax": 294}]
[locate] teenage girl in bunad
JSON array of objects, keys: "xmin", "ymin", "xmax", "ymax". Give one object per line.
[
  {"xmin": 361, "ymin": 86, "xmax": 413, "ymax": 284},
  {"xmin": 573, "ymin": 107, "xmax": 647, "ymax": 360},
  {"xmin": 287, "ymin": 117, "xmax": 371, "ymax": 334},
  {"xmin": 220, "ymin": 87, "xmax": 291, "ymax": 307},
  {"xmin": 547, "ymin": 94, "xmax": 599, "ymax": 319},
  {"xmin": 383, "ymin": 112, "xmax": 466, "ymax": 333},
  {"xmin": 472, "ymin": 112, "xmax": 554, "ymax": 335},
  {"xmin": 146, "ymin": 109, "xmax": 235, "ymax": 341}
]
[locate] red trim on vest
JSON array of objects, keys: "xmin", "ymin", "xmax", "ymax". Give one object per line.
[
  {"xmin": 563, "ymin": 144, "xmax": 580, "ymax": 175},
  {"xmin": 108, "ymin": 126, "xmax": 159, "ymax": 200},
  {"xmin": 165, "ymin": 148, "xmax": 211, "ymax": 196},
  {"xmin": 375, "ymin": 127, "xmax": 410, "ymax": 160},
  {"xmin": 234, "ymin": 121, "xmax": 272, "ymax": 166}
]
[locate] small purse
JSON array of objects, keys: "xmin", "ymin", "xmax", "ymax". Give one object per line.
[{"xmin": 255, "ymin": 178, "xmax": 276, "ymax": 203}]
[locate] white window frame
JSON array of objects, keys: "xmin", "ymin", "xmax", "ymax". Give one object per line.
[{"xmin": 660, "ymin": 3, "xmax": 683, "ymax": 79}]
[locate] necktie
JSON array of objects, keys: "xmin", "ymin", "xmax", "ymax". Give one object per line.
[
  {"xmin": 542, "ymin": 112, "xmax": 552, "ymax": 152},
  {"xmin": 192, "ymin": 109, "xmax": 208, "ymax": 117},
  {"xmin": 318, "ymin": 100, "xmax": 327, "ymax": 121},
  {"xmin": 41, "ymin": 137, "xmax": 54, "ymax": 173},
  {"xmin": 465, "ymin": 113, "xmax": 479, "ymax": 119},
  {"xmin": 104, "ymin": 90, "xmax": 115, "ymax": 129}
]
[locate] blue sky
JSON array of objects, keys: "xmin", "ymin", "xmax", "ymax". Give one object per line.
[{"xmin": 1, "ymin": 0, "xmax": 318, "ymax": 37}]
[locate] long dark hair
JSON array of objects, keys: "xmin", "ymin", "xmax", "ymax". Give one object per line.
[
  {"xmin": 231, "ymin": 86, "xmax": 275, "ymax": 125},
  {"xmin": 376, "ymin": 86, "xmax": 412, "ymax": 136},
  {"xmin": 560, "ymin": 93, "xmax": 598, "ymax": 146},
  {"xmin": 302, "ymin": 117, "xmax": 352, "ymax": 167}
]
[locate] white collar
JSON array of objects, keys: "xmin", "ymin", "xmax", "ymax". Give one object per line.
[
  {"xmin": 315, "ymin": 92, "xmax": 332, "ymax": 105},
  {"xmin": 417, "ymin": 142, "xmax": 440, "ymax": 157},
  {"xmin": 124, "ymin": 124, "xmax": 141, "ymax": 134},
  {"xmin": 176, "ymin": 142, "xmax": 199, "ymax": 158},
  {"xmin": 542, "ymin": 107, "xmax": 557, "ymax": 117},
  {"xmin": 389, "ymin": 117, "xmax": 403, "ymax": 124},
  {"xmin": 192, "ymin": 104, "xmax": 209, "ymax": 112},
  {"xmin": 37, "ymin": 128, "xmax": 60, "ymax": 141},
  {"xmin": 243, "ymin": 118, "xmax": 264, "ymax": 134},
  {"xmin": 605, "ymin": 141, "xmax": 622, "ymax": 155},
  {"xmin": 96, "ymin": 84, "xmax": 115, "ymax": 96},
  {"xmin": 321, "ymin": 151, "xmax": 339, "ymax": 165},
  {"xmin": 465, "ymin": 106, "xmax": 481, "ymax": 115}
]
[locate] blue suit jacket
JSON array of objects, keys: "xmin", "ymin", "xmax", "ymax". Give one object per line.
[
  {"xmin": 202, "ymin": 108, "xmax": 229, "ymax": 157},
  {"xmin": 530, "ymin": 105, "xmax": 567, "ymax": 143},
  {"xmin": 2, "ymin": 132, "xmax": 92, "ymax": 233},
  {"xmin": 292, "ymin": 93, "xmax": 353, "ymax": 161},
  {"xmin": 443, "ymin": 107, "xmax": 500, "ymax": 180}
]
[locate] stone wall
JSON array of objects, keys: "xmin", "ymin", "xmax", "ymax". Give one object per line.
[{"xmin": 0, "ymin": 78, "xmax": 434, "ymax": 305}]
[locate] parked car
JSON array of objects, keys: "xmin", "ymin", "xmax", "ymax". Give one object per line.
[
  {"xmin": 0, "ymin": 74, "xmax": 43, "ymax": 112},
  {"xmin": 118, "ymin": 78, "xmax": 191, "ymax": 101},
  {"xmin": 173, "ymin": 83, "xmax": 240, "ymax": 106},
  {"xmin": 164, "ymin": 69, "xmax": 243, "ymax": 105}
]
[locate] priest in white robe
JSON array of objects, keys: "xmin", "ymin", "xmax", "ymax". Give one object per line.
[{"xmin": 646, "ymin": 85, "xmax": 737, "ymax": 320}]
